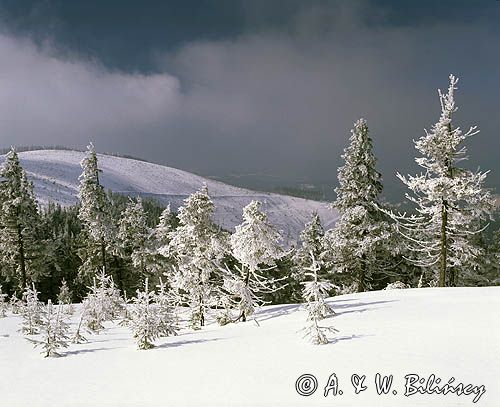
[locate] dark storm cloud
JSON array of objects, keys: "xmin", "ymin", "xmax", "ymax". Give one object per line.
[{"xmin": 0, "ymin": 0, "xmax": 498, "ymax": 197}]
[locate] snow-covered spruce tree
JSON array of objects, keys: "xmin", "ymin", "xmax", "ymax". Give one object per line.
[
  {"xmin": 9, "ymin": 292, "xmax": 22, "ymax": 314},
  {"xmin": 0, "ymin": 148, "xmax": 45, "ymax": 289},
  {"xmin": 82, "ymin": 269, "xmax": 123, "ymax": 333},
  {"xmin": 302, "ymin": 252, "xmax": 337, "ymax": 345},
  {"xmin": 57, "ymin": 279, "xmax": 73, "ymax": 314},
  {"xmin": 168, "ymin": 185, "xmax": 227, "ymax": 329},
  {"xmin": 0, "ymin": 285, "xmax": 8, "ymax": 317},
  {"xmin": 226, "ymin": 200, "xmax": 284, "ymax": 322},
  {"xmin": 155, "ymin": 278, "xmax": 178, "ymax": 338},
  {"xmin": 77, "ymin": 143, "xmax": 114, "ymax": 278},
  {"xmin": 154, "ymin": 205, "xmax": 177, "ymax": 275},
  {"xmin": 292, "ymin": 212, "xmax": 329, "ymax": 296},
  {"xmin": 20, "ymin": 283, "xmax": 44, "ymax": 335},
  {"xmin": 128, "ymin": 279, "xmax": 162, "ymax": 349},
  {"xmin": 325, "ymin": 118, "xmax": 392, "ymax": 292},
  {"xmin": 28, "ymin": 300, "xmax": 70, "ymax": 357},
  {"xmin": 116, "ymin": 197, "xmax": 151, "ymax": 292},
  {"xmin": 395, "ymin": 75, "xmax": 494, "ymax": 286}
]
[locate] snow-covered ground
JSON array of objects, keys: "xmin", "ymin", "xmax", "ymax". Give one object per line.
[
  {"xmin": 0, "ymin": 150, "xmax": 337, "ymax": 244},
  {"xmin": 1, "ymin": 287, "xmax": 498, "ymax": 407}
]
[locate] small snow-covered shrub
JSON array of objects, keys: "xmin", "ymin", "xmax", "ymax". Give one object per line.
[
  {"xmin": 384, "ymin": 281, "xmax": 409, "ymax": 290},
  {"xmin": 20, "ymin": 284, "xmax": 44, "ymax": 335},
  {"xmin": 28, "ymin": 300, "xmax": 70, "ymax": 357}
]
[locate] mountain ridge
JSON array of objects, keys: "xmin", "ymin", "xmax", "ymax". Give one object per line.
[{"xmin": 0, "ymin": 149, "xmax": 338, "ymax": 244}]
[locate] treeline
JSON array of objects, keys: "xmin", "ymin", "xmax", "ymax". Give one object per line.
[{"xmin": 0, "ymin": 75, "xmax": 498, "ymax": 324}]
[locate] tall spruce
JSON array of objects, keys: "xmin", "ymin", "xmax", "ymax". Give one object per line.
[
  {"xmin": 0, "ymin": 148, "xmax": 44, "ymax": 289},
  {"xmin": 396, "ymin": 75, "xmax": 494, "ymax": 286},
  {"xmin": 168, "ymin": 185, "xmax": 226, "ymax": 329},
  {"xmin": 77, "ymin": 143, "xmax": 114, "ymax": 278},
  {"xmin": 116, "ymin": 197, "xmax": 150, "ymax": 292},
  {"xmin": 326, "ymin": 118, "xmax": 391, "ymax": 292}
]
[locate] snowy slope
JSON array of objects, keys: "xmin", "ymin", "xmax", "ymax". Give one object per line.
[
  {"xmin": 0, "ymin": 287, "xmax": 498, "ymax": 407},
  {"xmin": 0, "ymin": 150, "xmax": 337, "ymax": 243}
]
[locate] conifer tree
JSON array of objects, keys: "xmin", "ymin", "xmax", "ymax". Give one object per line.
[
  {"xmin": 78, "ymin": 143, "xmax": 114, "ymax": 278},
  {"xmin": 128, "ymin": 279, "xmax": 176, "ymax": 349},
  {"xmin": 116, "ymin": 197, "xmax": 151, "ymax": 290},
  {"xmin": 292, "ymin": 212, "xmax": 328, "ymax": 287},
  {"xmin": 326, "ymin": 119, "xmax": 391, "ymax": 292},
  {"xmin": 226, "ymin": 200, "xmax": 284, "ymax": 322},
  {"xmin": 301, "ymin": 252, "xmax": 337, "ymax": 345},
  {"xmin": 0, "ymin": 148, "xmax": 44, "ymax": 289},
  {"xmin": 395, "ymin": 75, "xmax": 494, "ymax": 286},
  {"xmin": 28, "ymin": 300, "xmax": 70, "ymax": 357},
  {"xmin": 168, "ymin": 186, "xmax": 226, "ymax": 329},
  {"xmin": 20, "ymin": 283, "xmax": 44, "ymax": 335}
]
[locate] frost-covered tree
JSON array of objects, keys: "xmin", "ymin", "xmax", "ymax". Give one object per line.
[
  {"xmin": 325, "ymin": 119, "xmax": 392, "ymax": 292},
  {"xmin": 292, "ymin": 212, "xmax": 328, "ymax": 289},
  {"xmin": 57, "ymin": 279, "xmax": 73, "ymax": 314},
  {"xmin": 128, "ymin": 278, "xmax": 174, "ymax": 350},
  {"xmin": 78, "ymin": 143, "xmax": 114, "ymax": 277},
  {"xmin": 116, "ymin": 197, "xmax": 151, "ymax": 291},
  {"xmin": 395, "ymin": 75, "xmax": 494, "ymax": 286},
  {"xmin": 0, "ymin": 148, "xmax": 44, "ymax": 289},
  {"xmin": 20, "ymin": 283, "xmax": 44, "ymax": 335},
  {"xmin": 226, "ymin": 200, "xmax": 284, "ymax": 322},
  {"xmin": 57, "ymin": 279, "xmax": 72, "ymax": 305},
  {"xmin": 0, "ymin": 285, "xmax": 8, "ymax": 317},
  {"xmin": 9, "ymin": 292, "xmax": 22, "ymax": 314},
  {"xmin": 168, "ymin": 186, "xmax": 227, "ymax": 329},
  {"xmin": 28, "ymin": 300, "xmax": 70, "ymax": 357},
  {"xmin": 301, "ymin": 252, "xmax": 337, "ymax": 345},
  {"xmin": 155, "ymin": 278, "xmax": 178, "ymax": 338},
  {"xmin": 82, "ymin": 269, "xmax": 123, "ymax": 333}
]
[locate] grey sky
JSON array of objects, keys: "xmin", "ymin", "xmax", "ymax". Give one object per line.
[{"xmin": 0, "ymin": 0, "xmax": 498, "ymax": 199}]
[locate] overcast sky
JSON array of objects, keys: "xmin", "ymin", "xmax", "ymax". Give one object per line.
[{"xmin": 0, "ymin": 0, "xmax": 498, "ymax": 198}]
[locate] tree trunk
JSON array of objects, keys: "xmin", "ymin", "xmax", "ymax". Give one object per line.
[
  {"xmin": 449, "ymin": 267, "xmax": 456, "ymax": 287},
  {"xmin": 439, "ymin": 201, "xmax": 448, "ymax": 287},
  {"xmin": 241, "ymin": 267, "xmax": 251, "ymax": 322},
  {"xmin": 17, "ymin": 223, "xmax": 27, "ymax": 289},
  {"xmin": 357, "ymin": 256, "xmax": 366, "ymax": 293},
  {"xmin": 199, "ymin": 297, "xmax": 205, "ymax": 327},
  {"xmin": 100, "ymin": 237, "xmax": 107, "ymax": 274}
]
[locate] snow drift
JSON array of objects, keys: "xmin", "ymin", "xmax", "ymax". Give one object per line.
[{"xmin": 0, "ymin": 287, "xmax": 498, "ymax": 406}]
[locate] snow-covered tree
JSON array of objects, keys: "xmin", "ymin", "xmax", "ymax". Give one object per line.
[
  {"xmin": 168, "ymin": 185, "xmax": 227, "ymax": 329},
  {"xmin": 325, "ymin": 118, "xmax": 392, "ymax": 292},
  {"xmin": 395, "ymin": 75, "xmax": 494, "ymax": 286},
  {"xmin": 57, "ymin": 279, "xmax": 72, "ymax": 305},
  {"xmin": 57, "ymin": 279, "xmax": 73, "ymax": 315},
  {"xmin": 9, "ymin": 292, "xmax": 22, "ymax": 314},
  {"xmin": 82, "ymin": 269, "xmax": 123, "ymax": 333},
  {"xmin": 28, "ymin": 300, "xmax": 70, "ymax": 357},
  {"xmin": 115, "ymin": 197, "xmax": 151, "ymax": 292},
  {"xmin": 226, "ymin": 200, "xmax": 284, "ymax": 322},
  {"xmin": 20, "ymin": 283, "xmax": 44, "ymax": 335},
  {"xmin": 128, "ymin": 278, "xmax": 173, "ymax": 349},
  {"xmin": 155, "ymin": 278, "xmax": 178, "ymax": 338},
  {"xmin": 0, "ymin": 148, "xmax": 44, "ymax": 289},
  {"xmin": 302, "ymin": 252, "xmax": 337, "ymax": 345},
  {"xmin": 78, "ymin": 143, "xmax": 114, "ymax": 278},
  {"xmin": 0, "ymin": 285, "xmax": 8, "ymax": 317},
  {"xmin": 292, "ymin": 212, "xmax": 328, "ymax": 288}
]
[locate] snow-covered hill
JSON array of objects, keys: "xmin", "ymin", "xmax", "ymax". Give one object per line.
[
  {"xmin": 0, "ymin": 287, "xmax": 498, "ymax": 406},
  {"xmin": 0, "ymin": 150, "xmax": 337, "ymax": 243}
]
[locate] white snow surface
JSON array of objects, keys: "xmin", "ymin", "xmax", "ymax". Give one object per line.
[
  {"xmin": 0, "ymin": 287, "xmax": 498, "ymax": 406},
  {"xmin": 0, "ymin": 150, "xmax": 337, "ymax": 243}
]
